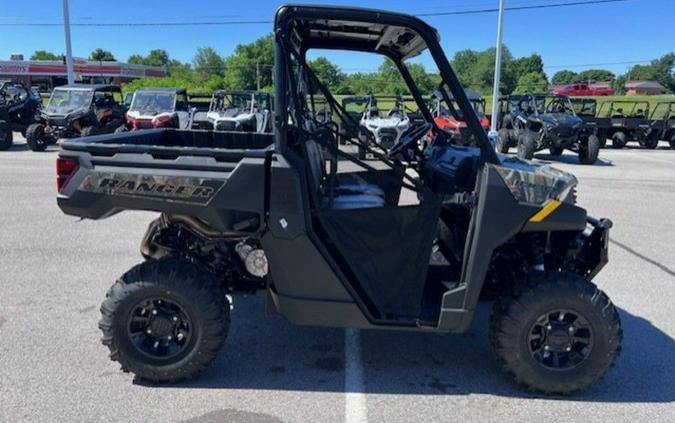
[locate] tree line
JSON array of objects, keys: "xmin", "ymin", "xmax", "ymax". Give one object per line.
[{"xmin": 29, "ymin": 35, "xmax": 674, "ymax": 95}]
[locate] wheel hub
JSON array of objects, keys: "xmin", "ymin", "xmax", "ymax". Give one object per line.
[
  {"xmin": 528, "ymin": 309, "xmax": 593, "ymax": 369},
  {"xmin": 127, "ymin": 298, "xmax": 192, "ymax": 359}
]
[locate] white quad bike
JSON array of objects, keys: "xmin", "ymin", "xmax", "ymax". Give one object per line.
[
  {"xmin": 206, "ymin": 90, "xmax": 272, "ymax": 133},
  {"xmin": 359, "ymin": 95, "xmax": 411, "ymax": 159},
  {"xmin": 118, "ymin": 88, "xmax": 195, "ymax": 132}
]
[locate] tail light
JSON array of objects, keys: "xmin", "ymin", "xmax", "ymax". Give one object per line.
[{"xmin": 56, "ymin": 157, "xmax": 79, "ymax": 193}]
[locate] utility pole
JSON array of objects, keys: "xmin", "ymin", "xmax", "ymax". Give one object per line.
[
  {"xmin": 256, "ymin": 62, "xmax": 261, "ymax": 91},
  {"xmin": 489, "ymin": 0, "xmax": 505, "ymax": 134},
  {"xmin": 62, "ymin": 0, "xmax": 74, "ymax": 84}
]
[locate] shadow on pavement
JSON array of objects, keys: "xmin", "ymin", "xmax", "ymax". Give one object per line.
[
  {"xmin": 153, "ymin": 296, "xmax": 674, "ymax": 403},
  {"xmin": 533, "ymin": 153, "xmax": 614, "ymax": 167}
]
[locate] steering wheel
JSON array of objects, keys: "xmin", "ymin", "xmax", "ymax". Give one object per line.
[{"xmin": 387, "ymin": 122, "xmax": 432, "ymax": 160}]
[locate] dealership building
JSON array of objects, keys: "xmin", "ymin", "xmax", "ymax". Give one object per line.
[{"xmin": 0, "ymin": 57, "xmax": 167, "ymax": 91}]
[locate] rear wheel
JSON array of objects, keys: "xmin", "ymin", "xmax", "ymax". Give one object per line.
[
  {"xmin": 490, "ymin": 272, "xmax": 622, "ymax": 394},
  {"xmin": 611, "ymin": 131, "xmax": 626, "ymax": 149},
  {"xmin": 643, "ymin": 132, "xmax": 659, "ymax": 149},
  {"xmin": 497, "ymin": 128, "xmax": 511, "ymax": 153},
  {"xmin": 517, "ymin": 131, "xmax": 536, "ymax": 160},
  {"xmin": 25, "ymin": 123, "xmax": 48, "ymax": 152},
  {"xmin": 0, "ymin": 122, "xmax": 13, "ymax": 150},
  {"xmin": 670, "ymin": 134, "xmax": 675, "ymax": 150},
  {"xmin": 578, "ymin": 134, "xmax": 600, "ymax": 165},
  {"xmin": 549, "ymin": 146, "xmax": 563, "ymax": 156},
  {"xmin": 99, "ymin": 257, "xmax": 229, "ymax": 383}
]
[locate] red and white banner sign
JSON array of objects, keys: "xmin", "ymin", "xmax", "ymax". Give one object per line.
[{"xmin": 0, "ymin": 63, "xmax": 29, "ymax": 74}]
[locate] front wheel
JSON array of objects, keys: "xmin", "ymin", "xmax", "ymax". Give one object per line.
[
  {"xmin": 490, "ymin": 273, "xmax": 622, "ymax": 394},
  {"xmin": 25, "ymin": 123, "xmax": 48, "ymax": 152},
  {"xmin": 517, "ymin": 131, "xmax": 536, "ymax": 160},
  {"xmin": 99, "ymin": 258, "xmax": 229, "ymax": 383},
  {"xmin": 643, "ymin": 133, "xmax": 659, "ymax": 149},
  {"xmin": 497, "ymin": 128, "xmax": 511, "ymax": 153},
  {"xmin": 611, "ymin": 131, "xmax": 626, "ymax": 149},
  {"xmin": 579, "ymin": 134, "xmax": 600, "ymax": 165},
  {"xmin": 670, "ymin": 134, "xmax": 675, "ymax": 150}
]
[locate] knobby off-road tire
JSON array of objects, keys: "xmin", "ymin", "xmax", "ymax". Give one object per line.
[
  {"xmin": 497, "ymin": 128, "xmax": 511, "ymax": 153},
  {"xmin": 517, "ymin": 131, "xmax": 536, "ymax": 160},
  {"xmin": 25, "ymin": 123, "xmax": 47, "ymax": 152},
  {"xmin": 0, "ymin": 121, "xmax": 13, "ymax": 150},
  {"xmin": 490, "ymin": 272, "xmax": 622, "ymax": 394},
  {"xmin": 611, "ymin": 131, "xmax": 626, "ymax": 149},
  {"xmin": 578, "ymin": 134, "xmax": 600, "ymax": 165},
  {"xmin": 99, "ymin": 257, "xmax": 229, "ymax": 383}
]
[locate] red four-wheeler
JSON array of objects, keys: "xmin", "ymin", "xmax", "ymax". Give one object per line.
[
  {"xmin": 430, "ymin": 90, "xmax": 489, "ymax": 146},
  {"xmin": 117, "ymin": 88, "xmax": 195, "ymax": 132}
]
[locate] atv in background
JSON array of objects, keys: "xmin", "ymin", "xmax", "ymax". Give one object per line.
[
  {"xmin": 117, "ymin": 88, "xmax": 195, "ymax": 132},
  {"xmin": 25, "ymin": 84, "xmax": 126, "ymax": 151},
  {"xmin": 430, "ymin": 89, "xmax": 489, "ymax": 146},
  {"xmin": 646, "ymin": 101, "xmax": 675, "ymax": 149},
  {"xmin": 0, "ymin": 81, "xmax": 42, "ymax": 150},
  {"xmin": 597, "ymin": 100, "xmax": 651, "ymax": 149},
  {"xmin": 206, "ymin": 90, "xmax": 272, "ymax": 133},
  {"xmin": 497, "ymin": 93, "xmax": 599, "ymax": 164},
  {"xmin": 359, "ymin": 94, "xmax": 411, "ymax": 159}
]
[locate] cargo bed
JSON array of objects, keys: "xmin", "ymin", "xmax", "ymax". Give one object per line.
[{"xmin": 57, "ymin": 129, "xmax": 274, "ymax": 232}]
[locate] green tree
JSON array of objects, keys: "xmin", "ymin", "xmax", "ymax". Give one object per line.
[
  {"xmin": 624, "ymin": 53, "xmax": 674, "ymax": 91},
  {"xmin": 30, "ymin": 50, "xmax": 62, "ymax": 61},
  {"xmin": 222, "ymin": 34, "xmax": 274, "ymax": 90},
  {"xmin": 89, "ymin": 48, "xmax": 116, "ymax": 61},
  {"xmin": 576, "ymin": 69, "xmax": 615, "ymax": 83},
  {"xmin": 194, "ymin": 47, "xmax": 225, "ymax": 79},
  {"xmin": 551, "ymin": 70, "xmax": 578, "ymax": 85},
  {"xmin": 513, "ymin": 72, "xmax": 549, "ymax": 94},
  {"xmin": 127, "ymin": 54, "xmax": 145, "ymax": 65},
  {"xmin": 512, "ymin": 54, "xmax": 546, "ymax": 81},
  {"xmin": 308, "ymin": 57, "xmax": 345, "ymax": 91},
  {"xmin": 451, "ymin": 46, "xmax": 515, "ymax": 94}
]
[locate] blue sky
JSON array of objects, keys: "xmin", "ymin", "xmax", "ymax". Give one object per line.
[{"xmin": 0, "ymin": 0, "xmax": 672, "ymax": 77}]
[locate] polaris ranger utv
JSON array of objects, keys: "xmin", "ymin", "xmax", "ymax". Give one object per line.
[
  {"xmin": 597, "ymin": 100, "xmax": 652, "ymax": 149},
  {"xmin": 497, "ymin": 93, "xmax": 600, "ymax": 164},
  {"xmin": 56, "ymin": 4, "xmax": 621, "ymax": 394},
  {"xmin": 26, "ymin": 84, "xmax": 126, "ymax": 152},
  {"xmin": 0, "ymin": 81, "xmax": 42, "ymax": 150}
]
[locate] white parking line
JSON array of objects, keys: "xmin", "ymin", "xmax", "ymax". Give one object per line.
[{"xmin": 345, "ymin": 328, "xmax": 368, "ymax": 423}]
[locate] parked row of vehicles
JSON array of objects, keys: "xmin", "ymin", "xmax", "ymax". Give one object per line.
[{"xmin": 0, "ymin": 84, "xmax": 274, "ymax": 151}]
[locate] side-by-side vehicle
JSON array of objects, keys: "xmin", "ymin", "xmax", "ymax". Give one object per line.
[
  {"xmin": 56, "ymin": 5, "xmax": 621, "ymax": 394},
  {"xmin": 206, "ymin": 90, "xmax": 273, "ymax": 133},
  {"xmin": 117, "ymin": 88, "xmax": 195, "ymax": 132}
]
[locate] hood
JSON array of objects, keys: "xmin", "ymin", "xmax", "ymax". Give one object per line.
[
  {"xmin": 495, "ymin": 155, "xmax": 577, "ymax": 205},
  {"xmin": 539, "ymin": 113, "xmax": 583, "ymax": 127}
]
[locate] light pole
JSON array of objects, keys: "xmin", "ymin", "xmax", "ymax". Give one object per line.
[
  {"xmin": 62, "ymin": 0, "xmax": 74, "ymax": 84},
  {"xmin": 489, "ymin": 0, "xmax": 506, "ymax": 135}
]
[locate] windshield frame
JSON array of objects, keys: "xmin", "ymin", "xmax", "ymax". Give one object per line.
[{"xmin": 129, "ymin": 91, "xmax": 177, "ymax": 115}]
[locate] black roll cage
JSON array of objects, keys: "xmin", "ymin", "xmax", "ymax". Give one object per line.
[{"xmin": 273, "ymin": 4, "xmax": 497, "ymax": 164}]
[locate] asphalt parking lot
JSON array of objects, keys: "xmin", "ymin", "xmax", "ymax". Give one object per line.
[{"xmin": 1, "ymin": 135, "xmax": 674, "ymax": 422}]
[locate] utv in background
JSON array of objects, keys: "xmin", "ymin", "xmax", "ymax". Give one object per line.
[
  {"xmin": 497, "ymin": 93, "xmax": 599, "ymax": 164},
  {"xmin": 430, "ymin": 89, "xmax": 489, "ymax": 146},
  {"xmin": 56, "ymin": 4, "xmax": 621, "ymax": 394},
  {"xmin": 26, "ymin": 84, "xmax": 126, "ymax": 151},
  {"xmin": 359, "ymin": 94, "xmax": 411, "ymax": 159},
  {"xmin": 646, "ymin": 101, "xmax": 675, "ymax": 149},
  {"xmin": 597, "ymin": 100, "xmax": 652, "ymax": 149},
  {"xmin": 569, "ymin": 98, "xmax": 610, "ymax": 148},
  {"xmin": 117, "ymin": 88, "xmax": 195, "ymax": 132},
  {"xmin": 206, "ymin": 90, "xmax": 273, "ymax": 133},
  {"xmin": 0, "ymin": 81, "xmax": 42, "ymax": 150}
]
